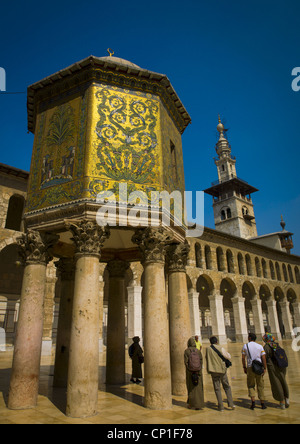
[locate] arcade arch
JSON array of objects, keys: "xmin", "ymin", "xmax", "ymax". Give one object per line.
[
  {"xmin": 220, "ymin": 278, "xmax": 237, "ymax": 341},
  {"xmin": 242, "ymin": 281, "xmax": 256, "ymax": 333},
  {"xmin": 196, "ymin": 274, "xmax": 214, "ymax": 339}
]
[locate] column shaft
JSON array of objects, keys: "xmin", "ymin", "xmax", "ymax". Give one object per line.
[
  {"xmin": 143, "ymin": 261, "xmax": 172, "ymax": 409},
  {"xmin": 106, "ymin": 260, "xmax": 128, "ymax": 385},
  {"xmin": 168, "ymin": 270, "xmax": 191, "ymax": 396},
  {"xmin": 188, "ymin": 289, "xmax": 201, "ymax": 338},
  {"xmin": 292, "ymin": 302, "xmax": 300, "ymax": 329},
  {"xmin": 53, "ymin": 258, "xmax": 75, "ymax": 388},
  {"xmin": 66, "ymin": 255, "xmax": 101, "ymax": 418},
  {"xmin": 279, "ymin": 301, "xmax": 294, "ymax": 339},
  {"xmin": 231, "ymin": 296, "xmax": 248, "ymax": 343},
  {"xmin": 208, "ymin": 293, "xmax": 227, "ymax": 344},
  {"xmin": 266, "ymin": 300, "xmax": 282, "ymax": 340},
  {"xmin": 251, "ymin": 298, "xmax": 265, "ymax": 337},
  {"xmin": 8, "ymin": 230, "xmax": 57, "ymax": 410},
  {"xmin": 127, "ymin": 286, "xmax": 143, "ymax": 346},
  {"xmin": 8, "ymin": 263, "xmax": 47, "ymax": 409}
]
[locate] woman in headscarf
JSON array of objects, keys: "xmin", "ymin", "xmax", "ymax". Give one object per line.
[
  {"xmin": 129, "ymin": 336, "xmax": 144, "ymax": 384},
  {"xmin": 262, "ymin": 333, "xmax": 289, "ymax": 409},
  {"xmin": 184, "ymin": 337, "xmax": 204, "ymax": 410}
]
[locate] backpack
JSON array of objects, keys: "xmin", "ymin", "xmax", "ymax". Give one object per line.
[
  {"xmin": 272, "ymin": 345, "xmax": 288, "ymax": 369},
  {"xmin": 128, "ymin": 344, "xmax": 135, "ymax": 359},
  {"xmin": 188, "ymin": 350, "xmax": 202, "ymax": 372}
]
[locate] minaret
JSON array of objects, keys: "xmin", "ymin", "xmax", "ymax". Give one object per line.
[{"xmin": 204, "ymin": 117, "xmax": 259, "ymax": 239}]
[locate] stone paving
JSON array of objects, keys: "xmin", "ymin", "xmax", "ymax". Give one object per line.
[{"xmin": 0, "ymin": 341, "xmax": 299, "ymax": 424}]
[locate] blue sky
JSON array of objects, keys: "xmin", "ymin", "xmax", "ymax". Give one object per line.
[{"xmin": 0, "ymin": 0, "xmax": 299, "ymax": 254}]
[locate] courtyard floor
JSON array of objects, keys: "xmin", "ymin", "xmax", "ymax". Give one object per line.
[{"xmin": 0, "ymin": 341, "xmax": 299, "ymax": 425}]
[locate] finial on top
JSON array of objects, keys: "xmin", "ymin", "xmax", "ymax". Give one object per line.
[
  {"xmin": 217, "ymin": 114, "xmax": 225, "ymax": 133},
  {"xmin": 280, "ymin": 215, "xmax": 286, "ymax": 231},
  {"xmin": 107, "ymin": 48, "xmax": 115, "ymax": 57}
]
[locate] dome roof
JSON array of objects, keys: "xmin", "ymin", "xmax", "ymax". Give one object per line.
[{"xmin": 99, "ymin": 56, "xmax": 140, "ymax": 69}]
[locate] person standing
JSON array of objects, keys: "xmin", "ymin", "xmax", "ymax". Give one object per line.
[
  {"xmin": 184, "ymin": 337, "xmax": 205, "ymax": 410},
  {"xmin": 263, "ymin": 333, "xmax": 289, "ymax": 410},
  {"xmin": 129, "ymin": 336, "xmax": 144, "ymax": 384},
  {"xmin": 206, "ymin": 336, "xmax": 235, "ymax": 412},
  {"xmin": 195, "ymin": 335, "xmax": 202, "ymax": 352},
  {"xmin": 242, "ymin": 333, "xmax": 267, "ymax": 410}
]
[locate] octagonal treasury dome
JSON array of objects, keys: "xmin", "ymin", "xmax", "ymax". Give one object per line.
[{"xmin": 98, "ymin": 56, "xmax": 141, "ymax": 69}]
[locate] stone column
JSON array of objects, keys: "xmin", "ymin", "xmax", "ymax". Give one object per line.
[
  {"xmin": 208, "ymin": 292, "xmax": 227, "ymax": 344},
  {"xmin": 231, "ymin": 296, "xmax": 248, "ymax": 343},
  {"xmin": 8, "ymin": 230, "xmax": 58, "ymax": 410},
  {"xmin": 98, "ymin": 269, "xmax": 105, "ymax": 352},
  {"xmin": 42, "ymin": 262, "xmax": 58, "ymax": 356},
  {"xmin": 251, "ymin": 298, "xmax": 265, "ymax": 337},
  {"xmin": 53, "ymin": 258, "xmax": 75, "ymax": 388},
  {"xmin": 279, "ymin": 300, "xmax": 294, "ymax": 339},
  {"xmin": 132, "ymin": 227, "xmax": 172, "ymax": 410},
  {"xmin": 106, "ymin": 259, "xmax": 129, "ymax": 385},
  {"xmin": 188, "ymin": 289, "xmax": 201, "ymax": 338},
  {"xmin": 127, "ymin": 285, "xmax": 143, "ymax": 346},
  {"xmin": 266, "ymin": 300, "xmax": 282, "ymax": 340},
  {"xmin": 65, "ymin": 220, "xmax": 109, "ymax": 418},
  {"xmin": 167, "ymin": 242, "xmax": 191, "ymax": 396},
  {"xmin": 292, "ymin": 302, "xmax": 300, "ymax": 329}
]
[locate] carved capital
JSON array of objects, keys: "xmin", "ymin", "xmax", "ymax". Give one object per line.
[
  {"xmin": 17, "ymin": 230, "xmax": 59, "ymax": 266},
  {"xmin": 55, "ymin": 257, "xmax": 76, "ymax": 281},
  {"xmin": 65, "ymin": 219, "xmax": 110, "ymax": 258},
  {"xmin": 107, "ymin": 260, "xmax": 130, "ymax": 278},
  {"xmin": 167, "ymin": 241, "xmax": 190, "ymax": 273},
  {"xmin": 132, "ymin": 227, "xmax": 173, "ymax": 265}
]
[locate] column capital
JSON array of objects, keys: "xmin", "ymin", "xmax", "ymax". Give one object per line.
[
  {"xmin": 107, "ymin": 259, "xmax": 130, "ymax": 278},
  {"xmin": 166, "ymin": 241, "xmax": 190, "ymax": 273},
  {"xmin": 17, "ymin": 230, "xmax": 59, "ymax": 266},
  {"xmin": 132, "ymin": 227, "xmax": 173, "ymax": 265},
  {"xmin": 65, "ymin": 219, "xmax": 110, "ymax": 259}
]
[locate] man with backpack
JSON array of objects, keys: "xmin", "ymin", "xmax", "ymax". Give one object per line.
[
  {"xmin": 242, "ymin": 333, "xmax": 267, "ymax": 410},
  {"xmin": 263, "ymin": 333, "xmax": 289, "ymax": 410},
  {"xmin": 206, "ymin": 336, "xmax": 235, "ymax": 412},
  {"xmin": 184, "ymin": 337, "xmax": 204, "ymax": 410}
]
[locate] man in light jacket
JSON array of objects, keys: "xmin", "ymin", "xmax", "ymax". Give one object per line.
[{"xmin": 206, "ymin": 336, "xmax": 235, "ymax": 412}]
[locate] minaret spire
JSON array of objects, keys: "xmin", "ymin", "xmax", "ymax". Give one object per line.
[{"xmin": 204, "ymin": 117, "xmax": 259, "ymax": 239}]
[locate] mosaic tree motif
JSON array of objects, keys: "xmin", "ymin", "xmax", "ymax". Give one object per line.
[
  {"xmin": 94, "ymin": 87, "xmax": 159, "ymax": 185},
  {"xmin": 41, "ymin": 104, "xmax": 76, "ymax": 189}
]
